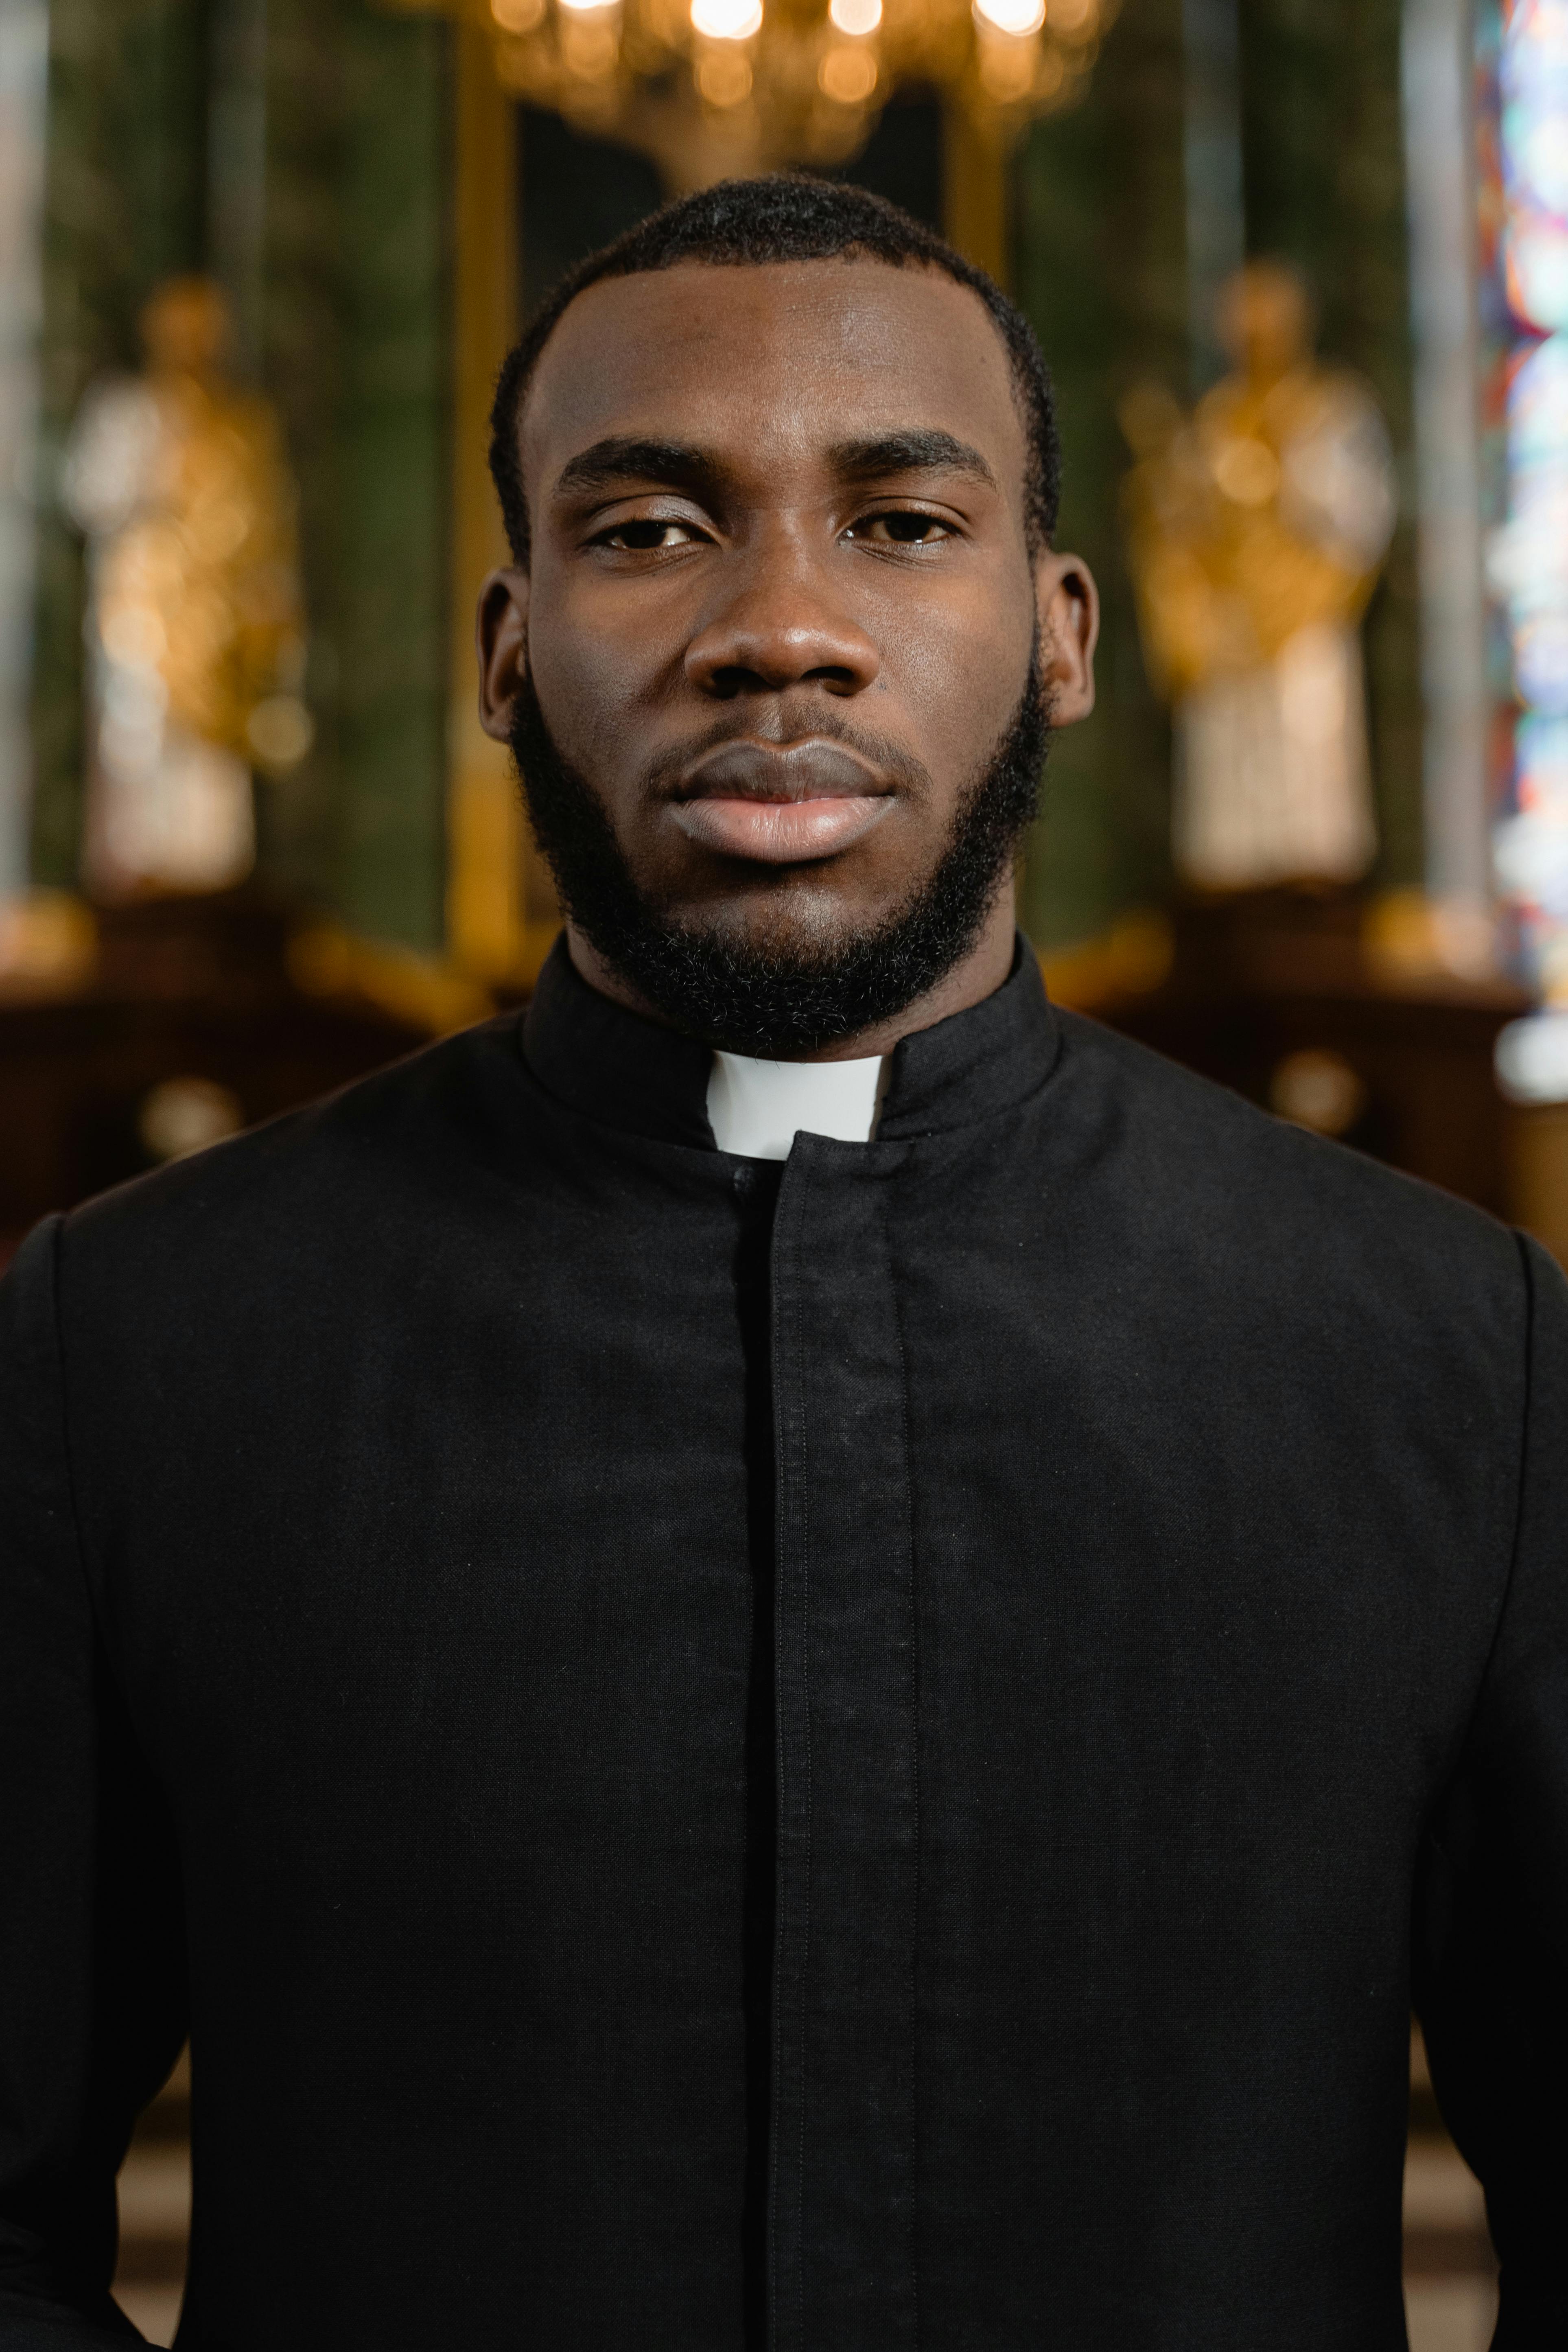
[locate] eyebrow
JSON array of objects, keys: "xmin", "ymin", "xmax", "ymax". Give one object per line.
[
  {"xmin": 549, "ymin": 427, "xmax": 1000, "ymax": 505},
  {"xmin": 827, "ymin": 431, "xmax": 999, "ymax": 492},
  {"xmin": 551, "ymin": 437, "xmax": 717, "ymax": 501}
]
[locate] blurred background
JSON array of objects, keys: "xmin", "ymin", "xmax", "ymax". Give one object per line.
[{"xmin": 0, "ymin": 0, "xmax": 1561, "ymax": 2343}]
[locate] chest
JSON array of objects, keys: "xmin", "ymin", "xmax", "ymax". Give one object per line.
[{"xmin": 95, "ymin": 1153, "xmax": 1502, "ymax": 1906}]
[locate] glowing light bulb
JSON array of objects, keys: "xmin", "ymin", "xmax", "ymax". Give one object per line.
[
  {"xmin": 829, "ymin": 0, "xmax": 881, "ymax": 33},
  {"xmin": 691, "ymin": 0, "xmax": 762, "ymax": 36},
  {"xmin": 973, "ymin": 0, "xmax": 1044, "ymax": 33}
]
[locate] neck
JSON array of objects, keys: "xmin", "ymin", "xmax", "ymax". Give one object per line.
[{"xmin": 565, "ymin": 884, "xmax": 1018, "ymax": 1064}]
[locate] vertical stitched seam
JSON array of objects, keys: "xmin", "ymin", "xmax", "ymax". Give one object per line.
[
  {"xmin": 885, "ymin": 1184, "xmax": 921, "ymax": 2347},
  {"xmin": 768, "ymin": 1162, "xmax": 813, "ymax": 2352},
  {"xmin": 794, "ymin": 1161, "xmax": 813, "ymax": 2352},
  {"xmin": 767, "ymin": 1176, "xmax": 786, "ymax": 2350}
]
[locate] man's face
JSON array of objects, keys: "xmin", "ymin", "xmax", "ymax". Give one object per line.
[{"xmin": 479, "ymin": 256, "xmax": 1096, "ymax": 1026}]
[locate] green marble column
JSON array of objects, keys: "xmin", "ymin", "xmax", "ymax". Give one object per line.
[
  {"xmin": 262, "ymin": 0, "xmax": 452, "ymax": 948},
  {"xmin": 337, "ymin": 15, "xmax": 451, "ymax": 951},
  {"xmin": 1013, "ymin": 0, "xmax": 1188, "ymax": 949}
]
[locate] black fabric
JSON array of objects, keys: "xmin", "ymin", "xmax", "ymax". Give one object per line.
[
  {"xmin": 735, "ymin": 1151, "xmax": 782, "ymax": 2350},
  {"xmin": 1, "ymin": 932, "xmax": 1565, "ymax": 2350}
]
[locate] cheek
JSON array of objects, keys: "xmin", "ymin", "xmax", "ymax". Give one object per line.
[
  {"xmin": 525, "ymin": 614, "xmax": 629, "ymax": 776},
  {"xmin": 875, "ymin": 575, "xmax": 1034, "ymax": 768},
  {"xmin": 523, "ymin": 559, "xmax": 677, "ymax": 779}
]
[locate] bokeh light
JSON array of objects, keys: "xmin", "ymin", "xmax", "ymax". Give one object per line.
[
  {"xmin": 972, "ymin": 0, "xmax": 1045, "ymax": 36},
  {"xmin": 819, "ymin": 43, "xmax": 878, "ymax": 98},
  {"xmin": 828, "ymin": 0, "xmax": 882, "ymax": 34},
  {"xmin": 690, "ymin": 0, "xmax": 763, "ymax": 38}
]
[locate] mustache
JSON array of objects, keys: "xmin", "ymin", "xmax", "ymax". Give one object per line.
[{"xmin": 635, "ymin": 705, "xmax": 933, "ymax": 805}]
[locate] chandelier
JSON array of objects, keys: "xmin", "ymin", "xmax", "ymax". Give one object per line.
[{"xmin": 453, "ymin": 0, "xmax": 1111, "ymax": 187}]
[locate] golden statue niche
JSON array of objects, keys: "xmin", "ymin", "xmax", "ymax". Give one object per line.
[
  {"xmin": 1121, "ymin": 261, "xmax": 1396, "ymax": 891},
  {"xmin": 64, "ymin": 277, "xmax": 308, "ymax": 898}
]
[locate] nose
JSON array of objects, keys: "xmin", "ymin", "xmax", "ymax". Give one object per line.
[{"xmin": 683, "ymin": 533, "xmax": 881, "ymax": 702}]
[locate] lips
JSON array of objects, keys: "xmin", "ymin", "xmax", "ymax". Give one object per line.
[{"xmin": 671, "ymin": 738, "xmax": 895, "ymax": 864}]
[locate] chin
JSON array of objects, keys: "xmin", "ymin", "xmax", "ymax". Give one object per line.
[{"xmin": 660, "ymin": 877, "xmax": 893, "ymax": 963}]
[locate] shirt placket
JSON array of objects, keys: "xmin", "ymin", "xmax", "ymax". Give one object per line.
[{"xmin": 768, "ymin": 1137, "xmax": 921, "ymax": 2352}]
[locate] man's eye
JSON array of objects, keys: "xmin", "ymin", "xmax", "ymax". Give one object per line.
[
  {"xmin": 596, "ymin": 519, "xmax": 701, "ymax": 551},
  {"xmin": 848, "ymin": 512, "xmax": 954, "ymax": 547}
]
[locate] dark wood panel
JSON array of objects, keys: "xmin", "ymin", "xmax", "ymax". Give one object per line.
[{"xmin": 0, "ymin": 892, "xmax": 429, "ymax": 1258}]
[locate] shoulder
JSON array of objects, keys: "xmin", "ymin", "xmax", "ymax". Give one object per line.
[
  {"xmin": 52, "ymin": 1013, "xmax": 531, "ymax": 1307},
  {"xmin": 1050, "ymin": 1006, "xmax": 1527, "ymax": 1321}
]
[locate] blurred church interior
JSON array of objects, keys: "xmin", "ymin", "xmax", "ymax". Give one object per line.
[{"xmin": 2, "ymin": 0, "xmax": 1564, "ymax": 2342}]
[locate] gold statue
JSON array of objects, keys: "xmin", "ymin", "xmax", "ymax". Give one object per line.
[
  {"xmin": 64, "ymin": 277, "xmax": 309, "ymax": 897},
  {"xmin": 1121, "ymin": 262, "xmax": 1396, "ymax": 890}
]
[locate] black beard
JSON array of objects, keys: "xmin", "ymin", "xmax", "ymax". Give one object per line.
[{"xmin": 509, "ymin": 667, "xmax": 1050, "ymax": 1058}]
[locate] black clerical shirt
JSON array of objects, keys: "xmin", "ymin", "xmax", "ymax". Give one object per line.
[{"xmin": 1, "ymin": 937, "xmax": 1565, "ymax": 2350}]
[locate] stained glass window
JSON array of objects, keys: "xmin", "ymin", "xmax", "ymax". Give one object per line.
[{"xmin": 1485, "ymin": 0, "xmax": 1568, "ymax": 1097}]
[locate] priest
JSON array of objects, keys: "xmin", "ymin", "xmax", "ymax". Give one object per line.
[{"xmin": 2, "ymin": 177, "xmax": 1564, "ymax": 2351}]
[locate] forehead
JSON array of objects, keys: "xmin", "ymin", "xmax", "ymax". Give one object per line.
[{"xmin": 522, "ymin": 258, "xmax": 1026, "ymax": 498}]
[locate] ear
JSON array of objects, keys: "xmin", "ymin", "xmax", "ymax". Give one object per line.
[
  {"xmin": 1033, "ymin": 551, "xmax": 1099, "ymax": 726},
  {"xmin": 477, "ymin": 567, "xmax": 531, "ymax": 743}
]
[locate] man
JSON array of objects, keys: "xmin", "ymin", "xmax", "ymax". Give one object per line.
[{"xmin": 0, "ymin": 177, "xmax": 1563, "ymax": 2350}]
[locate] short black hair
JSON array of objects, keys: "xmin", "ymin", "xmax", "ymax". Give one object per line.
[{"xmin": 488, "ymin": 173, "xmax": 1060, "ymax": 567}]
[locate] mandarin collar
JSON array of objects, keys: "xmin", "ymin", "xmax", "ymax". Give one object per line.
[{"xmin": 520, "ymin": 931, "xmax": 1060, "ymax": 1149}]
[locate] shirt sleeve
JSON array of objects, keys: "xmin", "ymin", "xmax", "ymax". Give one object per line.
[
  {"xmin": 1414, "ymin": 1230, "xmax": 1568, "ymax": 2348},
  {"xmin": 0, "ymin": 1218, "xmax": 188, "ymax": 2347}
]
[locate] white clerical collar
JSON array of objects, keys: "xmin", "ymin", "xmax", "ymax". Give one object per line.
[{"xmin": 706, "ymin": 1049, "xmax": 887, "ymax": 1160}]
